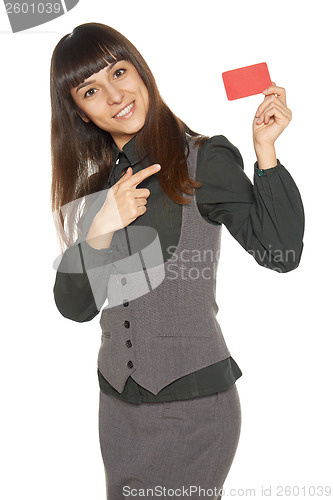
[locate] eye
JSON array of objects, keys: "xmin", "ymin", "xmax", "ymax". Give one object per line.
[
  {"xmin": 84, "ymin": 88, "xmax": 97, "ymax": 98},
  {"xmin": 114, "ymin": 68, "xmax": 126, "ymax": 79}
]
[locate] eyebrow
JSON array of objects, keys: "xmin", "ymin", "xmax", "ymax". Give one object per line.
[{"xmin": 76, "ymin": 60, "xmax": 119, "ymax": 93}]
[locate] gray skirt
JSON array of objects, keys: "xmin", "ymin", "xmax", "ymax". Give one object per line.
[{"xmin": 98, "ymin": 384, "xmax": 242, "ymax": 499}]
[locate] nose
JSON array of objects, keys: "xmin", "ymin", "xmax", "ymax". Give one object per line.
[{"xmin": 105, "ymin": 82, "xmax": 124, "ymax": 106}]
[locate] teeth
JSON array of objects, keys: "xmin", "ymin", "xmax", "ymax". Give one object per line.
[{"xmin": 115, "ymin": 102, "xmax": 134, "ymax": 118}]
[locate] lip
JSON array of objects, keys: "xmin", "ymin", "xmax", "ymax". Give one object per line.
[{"xmin": 113, "ymin": 101, "xmax": 135, "ymax": 119}]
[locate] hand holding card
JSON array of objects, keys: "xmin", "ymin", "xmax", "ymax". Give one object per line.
[
  {"xmin": 222, "ymin": 62, "xmax": 272, "ymax": 101},
  {"xmin": 221, "ymin": 62, "xmax": 292, "ymax": 148}
]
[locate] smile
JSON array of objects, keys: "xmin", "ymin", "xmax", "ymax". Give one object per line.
[{"xmin": 114, "ymin": 101, "xmax": 135, "ymax": 119}]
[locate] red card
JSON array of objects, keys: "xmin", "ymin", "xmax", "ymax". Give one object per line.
[{"xmin": 222, "ymin": 62, "xmax": 272, "ymax": 101}]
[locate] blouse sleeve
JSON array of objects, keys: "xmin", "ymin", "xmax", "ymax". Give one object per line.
[
  {"xmin": 53, "ymin": 188, "xmax": 124, "ymax": 322},
  {"xmin": 195, "ymin": 135, "xmax": 305, "ymax": 272},
  {"xmin": 53, "ymin": 236, "xmax": 124, "ymax": 323}
]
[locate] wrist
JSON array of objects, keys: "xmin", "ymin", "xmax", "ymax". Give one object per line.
[
  {"xmin": 86, "ymin": 213, "xmax": 115, "ymax": 250},
  {"xmin": 254, "ymin": 142, "xmax": 277, "ymax": 170}
]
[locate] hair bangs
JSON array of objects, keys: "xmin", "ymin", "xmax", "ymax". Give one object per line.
[{"xmin": 53, "ymin": 25, "xmax": 133, "ymax": 97}]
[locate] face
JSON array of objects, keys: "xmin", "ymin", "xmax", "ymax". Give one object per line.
[{"xmin": 70, "ymin": 60, "xmax": 149, "ymax": 150}]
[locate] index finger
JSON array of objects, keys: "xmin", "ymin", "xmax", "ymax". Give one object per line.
[{"xmin": 128, "ymin": 163, "xmax": 161, "ymax": 188}]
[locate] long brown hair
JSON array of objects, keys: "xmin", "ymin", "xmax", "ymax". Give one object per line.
[{"xmin": 50, "ymin": 22, "xmax": 208, "ymax": 252}]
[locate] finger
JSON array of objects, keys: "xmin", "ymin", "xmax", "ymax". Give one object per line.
[
  {"xmin": 259, "ymin": 105, "xmax": 289, "ymax": 124},
  {"xmin": 127, "ymin": 163, "xmax": 161, "ymax": 188},
  {"xmin": 256, "ymin": 95, "xmax": 289, "ymax": 117},
  {"xmin": 256, "ymin": 104, "xmax": 290, "ymax": 125},
  {"xmin": 262, "ymin": 83, "xmax": 287, "ymax": 105},
  {"xmin": 134, "ymin": 188, "xmax": 151, "ymax": 198},
  {"xmin": 136, "ymin": 197, "xmax": 148, "ymax": 206},
  {"xmin": 116, "ymin": 166, "xmax": 133, "ymax": 183},
  {"xmin": 260, "ymin": 102, "xmax": 291, "ymax": 120}
]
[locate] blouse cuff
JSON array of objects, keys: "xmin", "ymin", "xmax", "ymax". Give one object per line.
[
  {"xmin": 254, "ymin": 158, "xmax": 282, "ymax": 177},
  {"xmin": 79, "ymin": 232, "xmax": 123, "ymax": 273}
]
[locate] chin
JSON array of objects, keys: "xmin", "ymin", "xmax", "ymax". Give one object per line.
[{"xmin": 126, "ymin": 121, "xmax": 145, "ymax": 134}]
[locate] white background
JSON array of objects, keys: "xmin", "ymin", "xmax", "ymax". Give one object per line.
[{"xmin": 1, "ymin": 0, "xmax": 332, "ymax": 498}]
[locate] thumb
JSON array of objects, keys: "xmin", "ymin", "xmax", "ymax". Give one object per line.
[{"xmin": 118, "ymin": 166, "xmax": 132, "ymax": 181}]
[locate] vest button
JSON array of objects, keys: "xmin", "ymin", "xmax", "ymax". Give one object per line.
[
  {"xmin": 127, "ymin": 360, "xmax": 133, "ymax": 369},
  {"xmin": 124, "ymin": 320, "xmax": 130, "ymax": 328},
  {"xmin": 121, "ymin": 277, "xmax": 127, "ymax": 286},
  {"xmin": 123, "ymin": 299, "xmax": 129, "ymax": 307},
  {"xmin": 125, "ymin": 340, "xmax": 132, "ymax": 348}
]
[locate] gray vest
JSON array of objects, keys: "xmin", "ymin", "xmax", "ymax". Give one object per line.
[{"xmin": 97, "ymin": 138, "xmax": 231, "ymax": 395}]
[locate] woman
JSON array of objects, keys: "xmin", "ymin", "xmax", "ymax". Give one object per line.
[{"xmin": 51, "ymin": 23, "xmax": 304, "ymax": 499}]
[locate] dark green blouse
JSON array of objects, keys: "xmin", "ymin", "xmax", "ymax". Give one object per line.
[{"xmin": 53, "ymin": 133, "xmax": 305, "ymax": 405}]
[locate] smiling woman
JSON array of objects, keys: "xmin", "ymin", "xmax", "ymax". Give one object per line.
[
  {"xmin": 70, "ymin": 60, "xmax": 149, "ymax": 150},
  {"xmin": 50, "ymin": 21, "xmax": 304, "ymax": 500}
]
